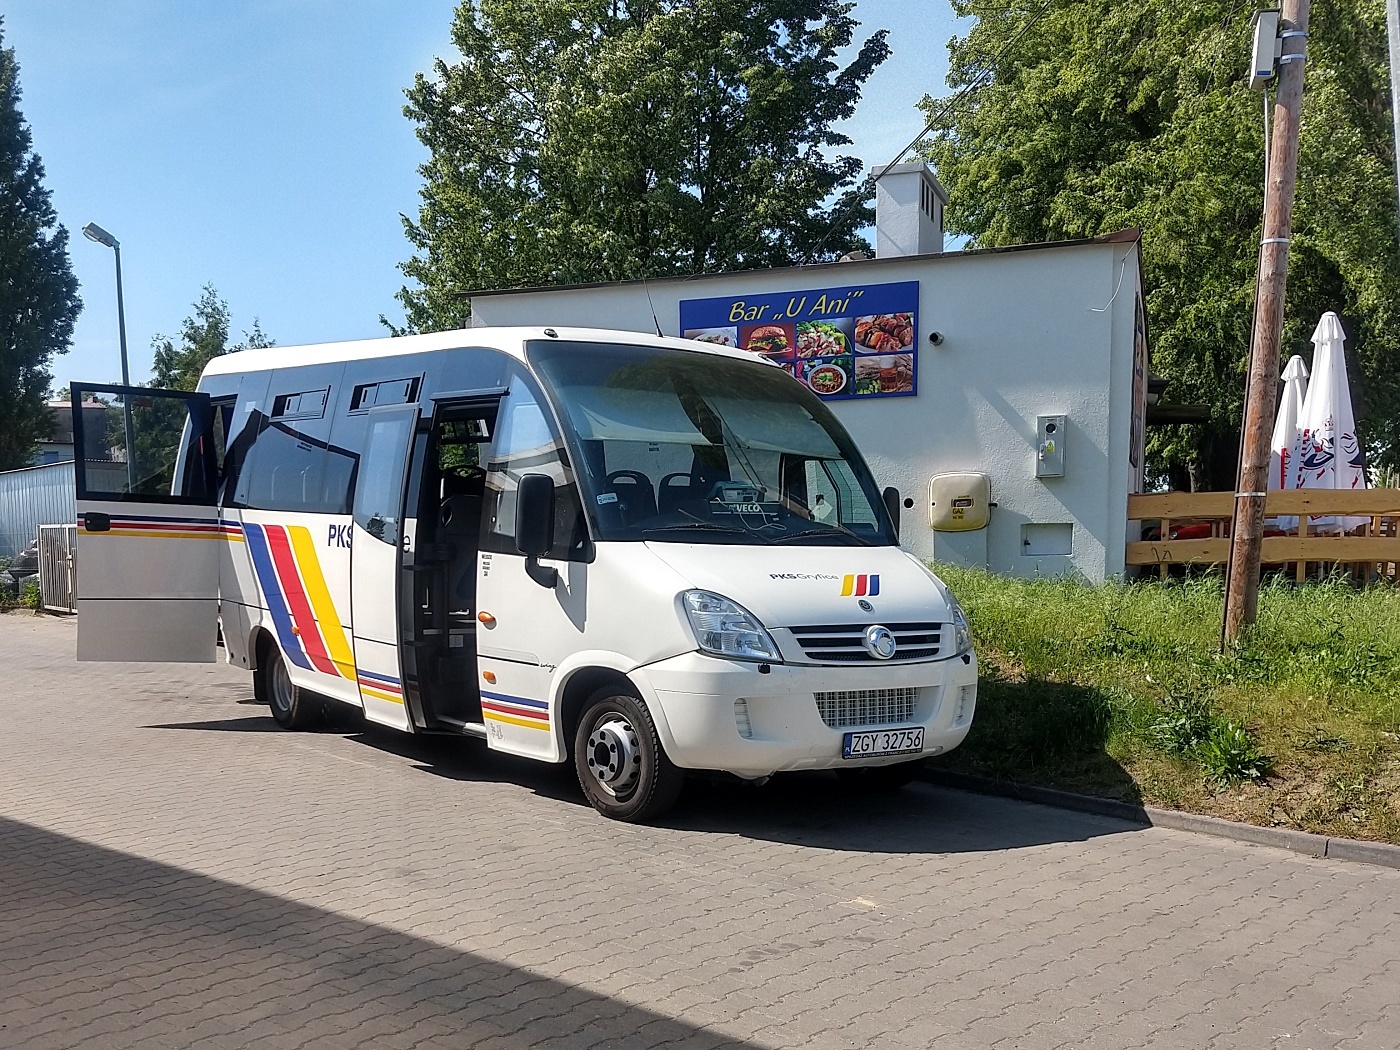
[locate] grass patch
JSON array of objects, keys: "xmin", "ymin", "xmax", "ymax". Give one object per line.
[{"xmin": 936, "ymin": 565, "xmax": 1400, "ymax": 844}]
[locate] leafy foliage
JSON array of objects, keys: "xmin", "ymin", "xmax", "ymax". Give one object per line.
[
  {"xmin": 0, "ymin": 21, "xmax": 82, "ymax": 470},
  {"xmin": 102, "ymin": 287, "xmax": 272, "ymax": 495},
  {"xmin": 937, "ymin": 563, "xmax": 1400, "ymax": 841},
  {"xmin": 150, "ymin": 284, "xmax": 273, "ymax": 393},
  {"xmin": 922, "ymin": 0, "xmax": 1400, "ymax": 486},
  {"xmin": 1197, "ymin": 722, "xmax": 1274, "ymax": 787},
  {"xmin": 397, "ymin": 0, "xmax": 889, "ymax": 332}
]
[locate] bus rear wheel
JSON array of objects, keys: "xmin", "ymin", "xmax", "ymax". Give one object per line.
[
  {"xmin": 255, "ymin": 637, "xmax": 318, "ymax": 730},
  {"xmin": 573, "ymin": 691, "xmax": 683, "ymax": 822}
]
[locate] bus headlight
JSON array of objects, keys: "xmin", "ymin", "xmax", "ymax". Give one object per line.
[
  {"xmin": 948, "ymin": 595, "xmax": 972, "ymax": 656},
  {"xmin": 682, "ymin": 590, "xmax": 782, "ymax": 663}
]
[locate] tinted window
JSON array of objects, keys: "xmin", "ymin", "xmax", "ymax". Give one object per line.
[
  {"xmin": 480, "ymin": 369, "xmax": 590, "ymax": 561},
  {"xmin": 353, "ymin": 410, "xmax": 414, "ymax": 544},
  {"xmin": 71, "ymin": 384, "xmax": 216, "ymax": 504},
  {"xmin": 231, "ymin": 415, "xmax": 359, "ymax": 514}
]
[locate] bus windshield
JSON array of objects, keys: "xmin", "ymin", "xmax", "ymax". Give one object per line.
[{"xmin": 528, "ymin": 341, "xmax": 897, "ymax": 546}]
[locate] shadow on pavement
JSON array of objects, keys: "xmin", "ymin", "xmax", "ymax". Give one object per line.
[
  {"xmin": 148, "ymin": 715, "xmax": 286, "ymax": 733},
  {"xmin": 146, "ymin": 707, "xmax": 1138, "ymax": 854},
  {"xmin": 662, "ymin": 769, "xmax": 1140, "ymax": 854},
  {"xmin": 0, "ymin": 815, "xmax": 763, "ymax": 1050}
]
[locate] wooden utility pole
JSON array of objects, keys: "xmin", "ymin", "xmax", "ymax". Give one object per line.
[{"xmin": 1223, "ymin": 0, "xmax": 1310, "ymax": 644}]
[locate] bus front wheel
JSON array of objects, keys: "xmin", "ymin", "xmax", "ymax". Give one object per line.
[
  {"xmin": 573, "ymin": 691, "xmax": 684, "ymax": 822},
  {"xmin": 255, "ymin": 638, "xmax": 318, "ymax": 730}
]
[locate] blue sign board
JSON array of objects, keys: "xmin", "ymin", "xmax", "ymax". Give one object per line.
[{"xmin": 679, "ymin": 280, "xmax": 919, "ymax": 401}]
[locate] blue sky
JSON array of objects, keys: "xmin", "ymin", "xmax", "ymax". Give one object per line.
[{"xmin": 5, "ymin": 1, "xmax": 967, "ymax": 393}]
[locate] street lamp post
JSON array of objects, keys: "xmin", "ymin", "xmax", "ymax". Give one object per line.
[{"xmin": 81, "ymin": 222, "xmax": 136, "ymax": 490}]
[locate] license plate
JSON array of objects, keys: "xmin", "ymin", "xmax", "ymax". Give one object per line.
[{"xmin": 842, "ymin": 727, "xmax": 924, "ymax": 759}]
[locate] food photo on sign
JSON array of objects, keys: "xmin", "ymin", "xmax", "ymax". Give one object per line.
[{"xmin": 680, "ymin": 281, "xmax": 919, "ymax": 401}]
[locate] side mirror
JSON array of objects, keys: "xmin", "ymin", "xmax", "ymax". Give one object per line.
[
  {"xmin": 515, "ymin": 473, "xmax": 556, "ymax": 556},
  {"xmin": 882, "ymin": 486, "xmax": 901, "ymax": 541},
  {"xmin": 515, "ymin": 473, "xmax": 559, "ymax": 587}
]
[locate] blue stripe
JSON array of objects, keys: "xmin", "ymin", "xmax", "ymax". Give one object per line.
[
  {"xmin": 243, "ymin": 523, "xmax": 312, "ymax": 671},
  {"xmin": 869, "ymin": 574, "xmax": 880, "ymax": 596},
  {"xmin": 480, "ymin": 690, "xmax": 548, "ymax": 710}
]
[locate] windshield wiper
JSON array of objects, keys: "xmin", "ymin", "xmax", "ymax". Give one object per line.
[
  {"xmin": 641, "ymin": 523, "xmax": 752, "ymax": 538},
  {"xmin": 768, "ymin": 526, "xmax": 873, "ymax": 546}
]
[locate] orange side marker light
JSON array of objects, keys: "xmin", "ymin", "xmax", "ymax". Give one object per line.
[
  {"xmin": 482, "ymin": 671, "xmax": 497, "ymax": 684},
  {"xmin": 478, "ymin": 611, "xmax": 496, "ymax": 627}
]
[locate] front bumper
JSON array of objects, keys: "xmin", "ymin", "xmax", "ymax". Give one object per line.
[{"xmin": 630, "ymin": 651, "xmax": 978, "ymax": 778}]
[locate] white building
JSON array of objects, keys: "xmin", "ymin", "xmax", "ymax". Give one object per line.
[{"xmin": 466, "ymin": 162, "xmax": 1148, "ymax": 582}]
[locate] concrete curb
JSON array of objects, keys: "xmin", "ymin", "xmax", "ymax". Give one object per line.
[{"xmin": 923, "ymin": 768, "xmax": 1400, "ymax": 870}]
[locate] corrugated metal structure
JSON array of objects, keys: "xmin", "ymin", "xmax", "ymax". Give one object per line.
[
  {"xmin": 0, "ymin": 461, "xmax": 77, "ymax": 558},
  {"xmin": 0, "ymin": 460, "xmax": 130, "ymax": 559}
]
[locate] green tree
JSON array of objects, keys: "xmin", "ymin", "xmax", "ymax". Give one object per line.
[
  {"xmin": 104, "ymin": 287, "xmax": 272, "ymax": 492},
  {"xmin": 0, "ymin": 20, "xmax": 81, "ymax": 470},
  {"xmin": 923, "ymin": 0, "xmax": 1400, "ymax": 488},
  {"xmin": 150, "ymin": 284, "xmax": 273, "ymax": 392},
  {"xmin": 396, "ymin": 0, "xmax": 889, "ymax": 332}
]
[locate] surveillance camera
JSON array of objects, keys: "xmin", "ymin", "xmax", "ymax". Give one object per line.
[{"xmin": 928, "ymin": 331, "xmax": 945, "ymax": 346}]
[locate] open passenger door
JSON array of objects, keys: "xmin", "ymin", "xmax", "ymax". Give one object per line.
[{"xmin": 71, "ymin": 383, "xmax": 221, "ymax": 662}]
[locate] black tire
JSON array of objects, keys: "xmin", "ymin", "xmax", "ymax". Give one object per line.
[
  {"xmin": 573, "ymin": 690, "xmax": 684, "ymax": 822},
  {"xmin": 255, "ymin": 636, "xmax": 319, "ymax": 730},
  {"xmin": 836, "ymin": 758, "xmax": 926, "ymax": 792}
]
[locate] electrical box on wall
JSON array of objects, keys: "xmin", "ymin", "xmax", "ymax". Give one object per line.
[
  {"xmin": 1036, "ymin": 415, "xmax": 1066, "ymax": 478},
  {"xmin": 929, "ymin": 472, "xmax": 991, "ymax": 532}
]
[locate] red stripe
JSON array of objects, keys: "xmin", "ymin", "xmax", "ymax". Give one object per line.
[
  {"xmin": 358, "ymin": 678, "xmax": 401, "ymax": 694},
  {"xmin": 854, "ymin": 575, "xmax": 867, "ymax": 597},
  {"xmin": 265, "ymin": 526, "xmax": 339, "ymax": 676},
  {"xmin": 111, "ymin": 521, "xmax": 225, "ymax": 533},
  {"xmin": 481, "ymin": 700, "xmax": 549, "ymax": 722}
]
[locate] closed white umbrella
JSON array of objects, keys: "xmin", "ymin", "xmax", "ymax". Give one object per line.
[
  {"xmin": 1289, "ymin": 311, "xmax": 1367, "ymax": 531},
  {"xmin": 1269, "ymin": 354, "xmax": 1309, "ymax": 529}
]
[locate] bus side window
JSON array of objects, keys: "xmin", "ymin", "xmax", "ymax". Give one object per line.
[
  {"xmin": 481, "ymin": 372, "xmax": 590, "ymax": 561},
  {"xmin": 226, "ymin": 414, "xmax": 358, "ymax": 515},
  {"xmin": 354, "ymin": 412, "xmax": 414, "ymax": 545}
]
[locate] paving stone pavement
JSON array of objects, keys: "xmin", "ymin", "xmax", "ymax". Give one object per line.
[{"xmin": 1, "ymin": 611, "xmax": 1398, "ymax": 1050}]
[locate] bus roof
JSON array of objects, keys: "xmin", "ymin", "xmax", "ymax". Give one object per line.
[{"xmin": 200, "ymin": 326, "xmax": 775, "ymax": 379}]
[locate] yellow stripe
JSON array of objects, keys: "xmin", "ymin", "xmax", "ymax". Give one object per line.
[
  {"xmin": 102, "ymin": 530, "xmax": 243, "ymax": 541},
  {"xmin": 483, "ymin": 711, "xmax": 551, "ymax": 731},
  {"xmin": 360, "ymin": 685, "xmax": 404, "ymax": 705},
  {"xmin": 289, "ymin": 525, "xmax": 356, "ymax": 680},
  {"xmin": 840, "ymin": 574, "xmax": 855, "ymax": 596}
]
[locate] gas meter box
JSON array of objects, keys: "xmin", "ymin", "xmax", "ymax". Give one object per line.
[{"xmin": 929, "ymin": 472, "xmax": 991, "ymax": 532}]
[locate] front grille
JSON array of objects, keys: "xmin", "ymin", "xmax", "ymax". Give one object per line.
[
  {"xmin": 788, "ymin": 622, "xmax": 942, "ymax": 663},
  {"xmin": 815, "ymin": 687, "xmax": 918, "ymax": 729}
]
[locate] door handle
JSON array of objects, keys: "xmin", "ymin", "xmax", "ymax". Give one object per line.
[{"xmin": 83, "ymin": 512, "xmax": 110, "ymax": 533}]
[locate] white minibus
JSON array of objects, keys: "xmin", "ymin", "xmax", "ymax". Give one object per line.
[{"xmin": 72, "ymin": 327, "xmax": 977, "ymax": 820}]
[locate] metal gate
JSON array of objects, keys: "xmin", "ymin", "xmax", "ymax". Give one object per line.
[{"xmin": 38, "ymin": 523, "xmax": 77, "ymax": 614}]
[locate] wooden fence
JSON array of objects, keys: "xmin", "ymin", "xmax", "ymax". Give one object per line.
[{"xmin": 1127, "ymin": 489, "xmax": 1400, "ymax": 580}]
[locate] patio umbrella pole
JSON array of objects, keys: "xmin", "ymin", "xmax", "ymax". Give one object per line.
[
  {"xmin": 1224, "ymin": 0, "xmax": 1310, "ymax": 645},
  {"xmin": 1390, "ymin": 0, "xmax": 1400, "ymax": 250}
]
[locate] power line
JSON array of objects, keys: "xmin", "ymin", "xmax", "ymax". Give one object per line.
[{"xmin": 804, "ymin": 0, "xmax": 1060, "ymax": 264}]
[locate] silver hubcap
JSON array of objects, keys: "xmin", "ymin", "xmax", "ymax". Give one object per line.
[
  {"xmin": 269, "ymin": 654, "xmax": 294, "ymax": 714},
  {"xmin": 585, "ymin": 716, "xmax": 641, "ymax": 798}
]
